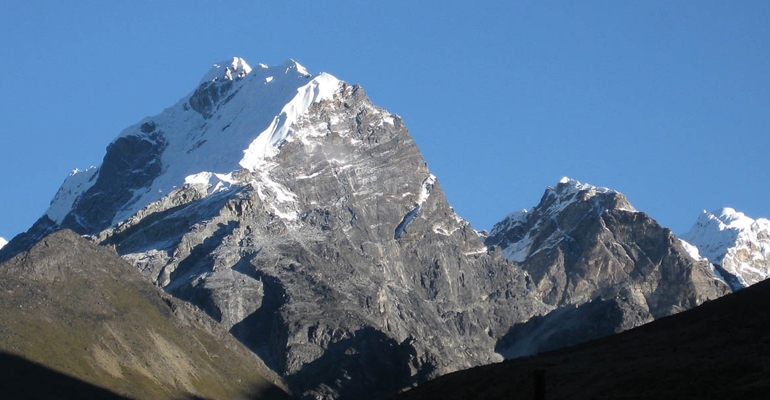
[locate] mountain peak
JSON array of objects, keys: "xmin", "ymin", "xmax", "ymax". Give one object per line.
[
  {"xmin": 280, "ymin": 58, "xmax": 310, "ymax": 77},
  {"xmin": 710, "ymin": 207, "xmax": 755, "ymax": 230},
  {"xmin": 198, "ymin": 57, "xmax": 252, "ymax": 84},
  {"xmin": 545, "ymin": 177, "xmax": 635, "ymax": 213},
  {"xmin": 681, "ymin": 208, "xmax": 770, "ymax": 289},
  {"xmin": 487, "ymin": 179, "xmax": 636, "ymax": 262},
  {"xmin": 553, "ymin": 177, "xmax": 617, "ymax": 197}
]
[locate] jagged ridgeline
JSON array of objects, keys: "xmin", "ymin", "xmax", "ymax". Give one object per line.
[
  {"xmin": 0, "ymin": 58, "xmax": 548, "ymax": 399},
  {"xmin": 0, "ymin": 58, "xmax": 762, "ymax": 400}
]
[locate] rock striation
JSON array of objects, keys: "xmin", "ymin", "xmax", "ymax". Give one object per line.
[
  {"xmin": 486, "ymin": 178, "xmax": 730, "ymax": 357},
  {"xmin": 0, "ymin": 59, "xmax": 752, "ymax": 399},
  {"xmin": 1, "ymin": 58, "xmax": 549, "ymax": 399}
]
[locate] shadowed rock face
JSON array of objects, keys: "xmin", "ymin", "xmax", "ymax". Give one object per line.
[
  {"xmin": 61, "ymin": 132, "xmax": 168, "ymax": 233},
  {"xmin": 80, "ymin": 83, "xmax": 548, "ymax": 399},
  {"xmin": 393, "ymin": 275, "xmax": 770, "ymax": 400}
]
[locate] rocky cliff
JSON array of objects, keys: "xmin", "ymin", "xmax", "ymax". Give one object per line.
[
  {"xmin": 0, "ymin": 58, "xmax": 551, "ymax": 399},
  {"xmin": 0, "ymin": 58, "xmax": 749, "ymax": 399},
  {"xmin": 486, "ymin": 178, "xmax": 730, "ymax": 357}
]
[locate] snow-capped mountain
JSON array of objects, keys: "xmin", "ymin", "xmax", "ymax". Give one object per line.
[
  {"xmin": 44, "ymin": 57, "xmax": 341, "ymax": 232},
  {"xmin": 486, "ymin": 177, "xmax": 730, "ymax": 357},
  {"xmin": 0, "ymin": 237, "xmax": 7, "ymax": 250},
  {"xmin": 681, "ymin": 208, "xmax": 770, "ymax": 290},
  {"xmin": 1, "ymin": 57, "xmax": 549, "ymax": 399},
  {"xmin": 0, "ymin": 57, "xmax": 750, "ymax": 399}
]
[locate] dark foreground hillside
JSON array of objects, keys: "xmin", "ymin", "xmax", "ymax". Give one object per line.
[
  {"xmin": 393, "ymin": 278, "xmax": 770, "ymax": 400},
  {"xmin": 0, "ymin": 352, "xmax": 130, "ymax": 400},
  {"xmin": 0, "ymin": 230, "xmax": 291, "ymax": 400}
]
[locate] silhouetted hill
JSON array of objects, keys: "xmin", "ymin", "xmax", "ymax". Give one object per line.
[
  {"xmin": 0, "ymin": 352, "xmax": 129, "ymax": 400},
  {"xmin": 394, "ymin": 278, "xmax": 770, "ymax": 399}
]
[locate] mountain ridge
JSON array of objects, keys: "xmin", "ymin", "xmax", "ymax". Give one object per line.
[
  {"xmin": 681, "ymin": 207, "xmax": 770, "ymax": 290},
  {"xmin": 1, "ymin": 58, "xmax": 768, "ymax": 400}
]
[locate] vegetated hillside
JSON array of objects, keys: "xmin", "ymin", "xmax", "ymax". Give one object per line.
[
  {"xmin": 393, "ymin": 277, "xmax": 770, "ymax": 400},
  {"xmin": 0, "ymin": 229, "xmax": 291, "ymax": 400}
]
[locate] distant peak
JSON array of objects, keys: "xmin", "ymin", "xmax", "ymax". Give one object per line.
[
  {"xmin": 281, "ymin": 58, "xmax": 310, "ymax": 76},
  {"xmin": 699, "ymin": 208, "xmax": 755, "ymax": 231},
  {"xmin": 547, "ymin": 177, "xmax": 635, "ymax": 212},
  {"xmin": 552, "ymin": 177, "xmax": 614, "ymax": 195},
  {"xmin": 199, "ymin": 57, "xmax": 252, "ymax": 84},
  {"xmin": 0, "ymin": 237, "xmax": 6, "ymax": 250}
]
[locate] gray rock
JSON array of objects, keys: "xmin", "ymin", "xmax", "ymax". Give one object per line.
[
  {"xmin": 90, "ymin": 83, "xmax": 547, "ymax": 399},
  {"xmin": 487, "ymin": 178, "xmax": 731, "ymax": 357}
]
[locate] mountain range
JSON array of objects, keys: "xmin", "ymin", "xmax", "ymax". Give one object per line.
[{"xmin": 1, "ymin": 57, "xmax": 769, "ymax": 399}]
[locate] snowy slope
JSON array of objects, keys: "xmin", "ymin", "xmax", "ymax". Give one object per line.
[
  {"xmin": 681, "ymin": 208, "xmax": 770, "ymax": 289},
  {"xmin": 45, "ymin": 57, "xmax": 342, "ymax": 229},
  {"xmin": 0, "ymin": 237, "xmax": 7, "ymax": 250}
]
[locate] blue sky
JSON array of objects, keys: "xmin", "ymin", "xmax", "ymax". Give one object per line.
[{"xmin": 1, "ymin": 1, "xmax": 769, "ymax": 241}]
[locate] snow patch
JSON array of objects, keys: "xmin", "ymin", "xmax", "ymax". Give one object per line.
[
  {"xmin": 464, "ymin": 247, "xmax": 488, "ymax": 256},
  {"xmin": 184, "ymin": 171, "xmax": 238, "ymax": 193},
  {"xmin": 0, "ymin": 237, "xmax": 7, "ymax": 250},
  {"xmin": 418, "ymin": 174, "xmax": 436, "ymax": 206},
  {"xmin": 46, "ymin": 167, "xmax": 98, "ymax": 224},
  {"xmin": 240, "ymin": 72, "xmax": 341, "ymax": 170},
  {"xmin": 394, "ymin": 174, "xmax": 437, "ymax": 239},
  {"xmin": 199, "ymin": 57, "xmax": 252, "ymax": 84},
  {"xmin": 678, "ymin": 238, "xmax": 704, "ymax": 261}
]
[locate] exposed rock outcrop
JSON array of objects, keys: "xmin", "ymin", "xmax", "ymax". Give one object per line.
[{"xmin": 487, "ymin": 178, "xmax": 730, "ymax": 356}]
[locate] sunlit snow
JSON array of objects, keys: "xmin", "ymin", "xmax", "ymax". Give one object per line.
[
  {"xmin": 0, "ymin": 237, "xmax": 7, "ymax": 250},
  {"xmin": 681, "ymin": 208, "xmax": 770, "ymax": 288},
  {"xmin": 45, "ymin": 57, "xmax": 344, "ymax": 227},
  {"xmin": 46, "ymin": 167, "xmax": 98, "ymax": 224}
]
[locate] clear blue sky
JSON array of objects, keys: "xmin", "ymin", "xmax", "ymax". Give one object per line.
[{"xmin": 1, "ymin": 1, "xmax": 769, "ymax": 241}]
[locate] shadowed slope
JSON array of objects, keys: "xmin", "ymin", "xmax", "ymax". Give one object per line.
[
  {"xmin": 0, "ymin": 229, "xmax": 291, "ymax": 400},
  {"xmin": 394, "ymin": 277, "xmax": 770, "ymax": 400},
  {"xmin": 0, "ymin": 352, "xmax": 129, "ymax": 400}
]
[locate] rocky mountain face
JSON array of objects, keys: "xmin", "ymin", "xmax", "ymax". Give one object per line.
[
  {"xmin": 394, "ymin": 269, "xmax": 770, "ymax": 400},
  {"xmin": 0, "ymin": 58, "xmax": 549, "ymax": 399},
  {"xmin": 485, "ymin": 178, "xmax": 731, "ymax": 357},
  {"xmin": 0, "ymin": 229, "xmax": 289, "ymax": 400},
  {"xmin": 1, "ymin": 58, "xmax": 761, "ymax": 399},
  {"xmin": 681, "ymin": 208, "xmax": 770, "ymax": 290}
]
